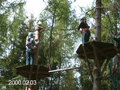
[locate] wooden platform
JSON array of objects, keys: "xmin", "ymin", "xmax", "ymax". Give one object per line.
[
  {"xmin": 16, "ymin": 65, "xmax": 50, "ymax": 79},
  {"xmin": 76, "ymin": 41, "xmax": 117, "ymax": 59}
]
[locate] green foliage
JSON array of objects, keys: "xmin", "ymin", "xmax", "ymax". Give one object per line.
[
  {"xmin": 1, "ymin": 0, "xmax": 120, "ymax": 89},
  {"xmin": 0, "ymin": 0, "xmax": 27, "ymax": 89},
  {"xmin": 60, "ymin": 71, "xmax": 78, "ymax": 90},
  {"xmin": 36, "ymin": 0, "xmax": 81, "ymax": 89},
  {"xmin": 46, "ymin": 0, "xmax": 71, "ymax": 25}
]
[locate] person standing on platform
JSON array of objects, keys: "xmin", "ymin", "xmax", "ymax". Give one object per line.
[
  {"xmin": 78, "ymin": 17, "xmax": 91, "ymax": 44},
  {"xmin": 26, "ymin": 33, "xmax": 36, "ymax": 65}
]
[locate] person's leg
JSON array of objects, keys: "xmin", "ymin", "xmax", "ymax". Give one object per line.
[
  {"xmin": 82, "ymin": 32, "xmax": 85, "ymax": 44},
  {"xmin": 30, "ymin": 54, "xmax": 32, "ymax": 65},
  {"xmin": 30, "ymin": 53, "xmax": 34, "ymax": 65},
  {"xmin": 26, "ymin": 51, "xmax": 30, "ymax": 65},
  {"xmin": 84, "ymin": 31, "xmax": 90, "ymax": 43}
]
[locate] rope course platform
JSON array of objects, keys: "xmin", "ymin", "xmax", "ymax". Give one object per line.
[
  {"xmin": 16, "ymin": 65, "xmax": 50, "ymax": 79},
  {"xmin": 76, "ymin": 41, "xmax": 118, "ymax": 90},
  {"xmin": 76, "ymin": 41, "xmax": 117, "ymax": 59}
]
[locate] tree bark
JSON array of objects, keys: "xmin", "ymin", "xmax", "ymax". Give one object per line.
[
  {"xmin": 93, "ymin": 0, "xmax": 102, "ymax": 89},
  {"xmin": 93, "ymin": 66, "xmax": 101, "ymax": 90},
  {"xmin": 91, "ymin": 43, "xmax": 101, "ymax": 90},
  {"xmin": 95, "ymin": 0, "xmax": 102, "ymax": 41}
]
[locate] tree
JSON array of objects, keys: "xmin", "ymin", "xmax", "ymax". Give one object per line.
[
  {"xmin": 93, "ymin": 0, "xmax": 102, "ymax": 90},
  {"xmin": 36, "ymin": 0, "xmax": 80, "ymax": 89},
  {"xmin": 0, "ymin": 0, "xmax": 27, "ymax": 89},
  {"xmin": 95, "ymin": 0, "xmax": 102, "ymax": 41}
]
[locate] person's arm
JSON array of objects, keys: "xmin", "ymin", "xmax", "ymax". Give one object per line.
[
  {"xmin": 26, "ymin": 36, "xmax": 29, "ymax": 49},
  {"xmin": 35, "ymin": 39, "xmax": 39, "ymax": 44},
  {"xmin": 78, "ymin": 23, "xmax": 83, "ymax": 30},
  {"xmin": 26, "ymin": 43, "xmax": 29, "ymax": 49}
]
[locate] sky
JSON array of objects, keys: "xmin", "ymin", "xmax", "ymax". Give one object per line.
[
  {"xmin": 24, "ymin": 0, "xmax": 46, "ymax": 18},
  {"xmin": 24, "ymin": 0, "xmax": 95, "ymax": 19}
]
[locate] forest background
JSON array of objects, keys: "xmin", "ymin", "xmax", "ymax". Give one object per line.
[{"xmin": 0, "ymin": 0, "xmax": 120, "ymax": 90}]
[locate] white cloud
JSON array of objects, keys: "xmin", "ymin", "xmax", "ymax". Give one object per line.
[
  {"xmin": 24, "ymin": 0, "xmax": 46, "ymax": 18},
  {"xmin": 75, "ymin": 0, "xmax": 95, "ymax": 7},
  {"xmin": 72, "ymin": 0, "xmax": 95, "ymax": 17},
  {"xmin": 24, "ymin": 0, "xmax": 95, "ymax": 18}
]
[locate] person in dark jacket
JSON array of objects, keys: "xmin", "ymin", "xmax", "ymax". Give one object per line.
[
  {"xmin": 78, "ymin": 17, "xmax": 90, "ymax": 44},
  {"xmin": 26, "ymin": 33, "xmax": 36, "ymax": 65}
]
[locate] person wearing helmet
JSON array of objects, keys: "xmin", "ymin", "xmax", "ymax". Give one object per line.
[
  {"xmin": 78, "ymin": 17, "xmax": 91, "ymax": 44},
  {"xmin": 26, "ymin": 33, "xmax": 36, "ymax": 65}
]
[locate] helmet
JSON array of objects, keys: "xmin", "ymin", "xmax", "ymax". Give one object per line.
[
  {"xmin": 29, "ymin": 33, "xmax": 34, "ymax": 37},
  {"xmin": 81, "ymin": 17, "xmax": 86, "ymax": 21},
  {"xmin": 37, "ymin": 24, "xmax": 43, "ymax": 29}
]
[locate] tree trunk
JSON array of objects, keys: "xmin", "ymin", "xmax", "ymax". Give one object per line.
[
  {"xmin": 93, "ymin": 66, "xmax": 101, "ymax": 90},
  {"xmin": 95, "ymin": 0, "xmax": 102, "ymax": 41},
  {"xmin": 93, "ymin": 1, "xmax": 102, "ymax": 89}
]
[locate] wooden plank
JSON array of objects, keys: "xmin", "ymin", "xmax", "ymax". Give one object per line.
[{"xmin": 49, "ymin": 66, "xmax": 80, "ymax": 73}]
